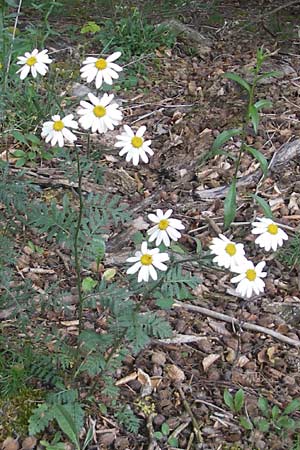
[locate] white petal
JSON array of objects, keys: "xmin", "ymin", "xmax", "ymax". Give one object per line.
[
  {"xmin": 167, "ymin": 227, "xmax": 181, "ymax": 241},
  {"xmin": 19, "ymin": 65, "xmax": 30, "ymax": 79},
  {"xmin": 153, "ymin": 253, "xmax": 169, "ymax": 263},
  {"xmin": 95, "ymin": 71, "xmax": 103, "ymax": 89},
  {"xmin": 162, "ymin": 231, "xmax": 170, "ymax": 247},
  {"xmin": 231, "ymin": 273, "xmax": 245, "ymax": 283},
  {"xmin": 88, "ymin": 92, "xmax": 100, "ymax": 105},
  {"xmin": 138, "ymin": 265, "xmax": 149, "ymax": 283},
  {"xmin": 149, "ymin": 265, "xmax": 157, "ymax": 280},
  {"xmin": 62, "ymin": 128, "xmax": 77, "ymax": 143},
  {"xmin": 148, "ymin": 214, "xmax": 160, "ymax": 223},
  {"xmin": 106, "ymin": 51, "xmax": 121, "ymax": 62},
  {"xmin": 168, "ymin": 218, "xmax": 184, "ymax": 230},
  {"xmin": 31, "ymin": 66, "xmax": 37, "ymax": 78},
  {"xmin": 127, "ymin": 261, "xmax": 142, "ymax": 274},
  {"xmin": 136, "ymin": 126, "xmax": 146, "ymax": 137},
  {"xmin": 152, "ymin": 260, "xmax": 168, "ymax": 271},
  {"xmin": 108, "ymin": 62, "xmax": 122, "ymax": 72}
]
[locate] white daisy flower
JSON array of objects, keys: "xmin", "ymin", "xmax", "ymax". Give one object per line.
[
  {"xmin": 115, "ymin": 125, "xmax": 153, "ymax": 166},
  {"xmin": 209, "ymin": 234, "xmax": 247, "ymax": 272},
  {"xmin": 147, "ymin": 209, "xmax": 185, "ymax": 247},
  {"xmin": 251, "ymin": 217, "xmax": 288, "ymax": 251},
  {"xmin": 16, "ymin": 49, "xmax": 52, "ymax": 80},
  {"xmin": 126, "ymin": 241, "xmax": 169, "ymax": 283},
  {"xmin": 78, "ymin": 92, "xmax": 122, "ymax": 134},
  {"xmin": 231, "ymin": 260, "xmax": 267, "ymax": 298},
  {"xmin": 80, "ymin": 51, "xmax": 122, "ymax": 89},
  {"xmin": 41, "ymin": 114, "xmax": 78, "ymax": 147}
]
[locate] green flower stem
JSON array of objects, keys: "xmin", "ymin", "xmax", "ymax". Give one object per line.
[
  {"xmin": 74, "ymin": 146, "xmax": 84, "ymax": 337},
  {"xmin": 233, "ymin": 72, "xmax": 259, "ymax": 180}
]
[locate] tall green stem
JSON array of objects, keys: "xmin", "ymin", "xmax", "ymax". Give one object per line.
[
  {"xmin": 233, "ymin": 73, "xmax": 259, "ymax": 180},
  {"xmin": 74, "ymin": 146, "xmax": 84, "ymax": 336}
]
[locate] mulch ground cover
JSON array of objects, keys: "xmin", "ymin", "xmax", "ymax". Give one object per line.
[{"xmin": 1, "ymin": 1, "xmax": 300, "ymax": 449}]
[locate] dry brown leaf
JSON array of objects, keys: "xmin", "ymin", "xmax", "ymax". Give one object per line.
[
  {"xmin": 288, "ymin": 192, "xmax": 300, "ymax": 213},
  {"xmin": 115, "ymin": 371, "xmax": 137, "ymax": 386},
  {"xmin": 208, "ymin": 320, "xmax": 231, "ymax": 336},
  {"xmin": 226, "ymin": 348, "xmax": 236, "ymax": 364},
  {"xmin": 2, "ymin": 438, "xmax": 19, "ymax": 450},
  {"xmin": 151, "ymin": 351, "xmax": 166, "ymax": 366},
  {"xmin": 257, "ymin": 348, "xmax": 268, "ymax": 364},
  {"xmin": 267, "ymin": 346, "xmax": 278, "ymax": 364},
  {"xmin": 137, "ymin": 368, "xmax": 153, "ymax": 397},
  {"xmin": 21, "ymin": 437, "xmax": 37, "ymax": 450},
  {"xmin": 202, "ymin": 353, "xmax": 221, "ymax": 372},
  {"xmin": 236, "ymin": 355, "xmax": 250, "ymax": 368},
  {"xmin": 232, "ymin": 370, "xmax": 261, "ymax": 386},
  {"xmin": 165, "ymin": 364, "xmax": 185, "ymax": 383}
]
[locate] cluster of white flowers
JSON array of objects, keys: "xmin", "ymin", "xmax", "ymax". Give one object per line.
[
  {"xmin": 210, "ymin": 217, "xmax": 288, "ymax": 298},
  {"xmin": 16, "ymin": 47, "xmax": 185, "ymax": 283},
  {"xmin": 16, "ymin": 49, "xmax": 290, "ymax": 295},
  {"xmin": 16, "ymin": 48, "xmax": 154, "ymax": 165},
  {"xmin": 126, "ymin": 209, "xmax": 185, "ymax": 282}
]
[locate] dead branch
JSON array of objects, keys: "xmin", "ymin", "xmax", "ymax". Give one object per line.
[
  {"xmin": 196, "ymin": 139, "xmax": 300, "ymax": 199},
  {"xmin": 173, "ymin": 301, "xmax": 300, "ymax": 348}
]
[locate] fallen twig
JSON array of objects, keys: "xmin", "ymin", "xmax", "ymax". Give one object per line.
[
  {"xmin": 173, "ymin": 301, "xmax": 300, "ymax": 348},
  {"xmin": 177, "ymin": 386, "xmax": 203, "ymax": 444},
  {"xmin": 196, "ymin": 139, "xmax": 300, "ymax": 199}
]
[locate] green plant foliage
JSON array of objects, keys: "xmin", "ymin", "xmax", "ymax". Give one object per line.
[
  {"xmin": 114, "ymin": 405, "xmax": 141, "ymax": 433},
  {"xmin": 278, "ymin": 233, "xmax": 300, "ymax": 268},
  {"xmin": 224, "ymin": 388, "xmax": 245, "ymax": 414},
  {"xmin": 28, "ymin": 403, "xmax": 56, "ymax": 435},
  {"xmin": 91, "ymin": 6, "xmax": 175, "ymax": 86},
  {"xmin": 158, "ymin": 265, "xmax": 200, "ymax": 301}
]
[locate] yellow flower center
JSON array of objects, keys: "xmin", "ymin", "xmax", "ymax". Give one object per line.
[
  {"xmin": 225, "ymin": 243, "xmax": 236, "ymax": 256},
  {"xmin": 140, "ymin": 254, "xmax": 153, "ymax": 266},
  {"xmin": 131, "ymin": 136, "xmax": 143, "ymax": 148},
  {"xmin": 93, "ymin": 105, "xmax": 106, "ymax": 117},
  {"xmin": 53, "ymin": 120, "xmax": 64, "ymax": 131},
  {"xmin": 267, "ymin": 223, "xmax": 278, "ymax": 235},
  {"xmin": 26, "ymin": 56, "xmax": 37, "ymax": 66},
  {"xmin": 158, "ymin": 219, "xmax": 169, "ymax": 230},
  {"xmin": 95, "ymin": 58, "xmax": 107, "ymax": 70},
  {"xmin": 246, "ymin": 269, "xmax": 256, "ymax": 281}
]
